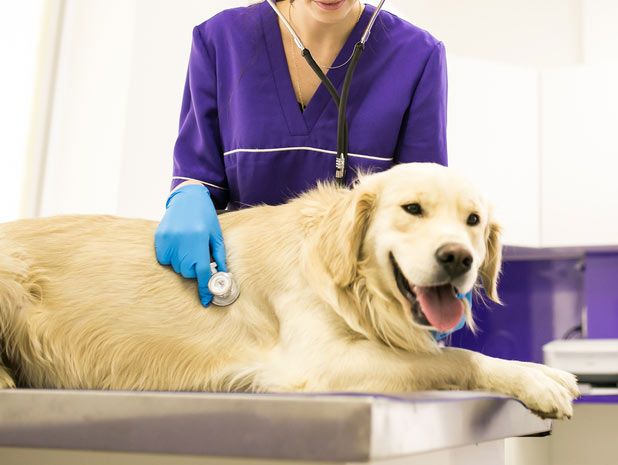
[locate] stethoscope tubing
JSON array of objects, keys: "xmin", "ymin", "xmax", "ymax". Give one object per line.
[{"xmin": 265, "ymin": 0, "xmax": 386, "ymax": 186}]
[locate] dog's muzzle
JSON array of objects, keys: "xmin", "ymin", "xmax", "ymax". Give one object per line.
[{"xmin": 389, "ymin": 252, "xmax": 466, "ymax": 332}]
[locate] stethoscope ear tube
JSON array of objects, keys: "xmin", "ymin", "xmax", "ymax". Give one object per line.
[
  {"xmin": 266, "ymin": 0, "xmax": 383, "ymax": 187},
  {"xmin": 302, "ymin": 49, "xmax": 349, "ymax": 187},
  {"xmin": 336, "ymin": 42, "xmax": 365, "ymax": 187},
  {"xmin": 302, "ymin": 45, "xmax": 365, "ymax": 188},
  {"xmin": 301, "ymin": 49, "xmax": 341, "ymax": 107}
]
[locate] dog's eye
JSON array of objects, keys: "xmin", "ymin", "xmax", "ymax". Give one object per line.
[
  {"xmin": 403, "ymin": 203, "xmax": 423, "ymax": 216},
  {"xmin": 467, "ymin": 213, "xmax": 480, "ymax": 226}
]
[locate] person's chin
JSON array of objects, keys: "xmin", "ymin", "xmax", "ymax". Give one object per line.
[{"xmin": 310, "ymin": 0, "xmax": 349, "ymax": 22}]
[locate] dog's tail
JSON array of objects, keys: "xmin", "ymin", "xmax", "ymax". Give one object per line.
[{"xmin": 0, "ymin": 237, "xmax": 45, "ymax": 388}]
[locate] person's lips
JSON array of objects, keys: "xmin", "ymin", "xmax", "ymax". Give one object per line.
[{"xmin": 314, "ymin": 0, "xmax": 346, "ymax": 11}]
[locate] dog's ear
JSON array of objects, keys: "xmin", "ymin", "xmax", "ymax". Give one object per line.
[
  {"xmin": 479, "ymin": 220, "xmax": 502, "ymax": 303},
  {"xmin": 320, "ymin": 187, "xmax": 376, "ymax": 286}
]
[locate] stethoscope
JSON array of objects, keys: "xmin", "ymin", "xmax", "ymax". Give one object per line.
[{"xmin": 265, "ymin": 0, "xmax": 387, "ymax": 187}]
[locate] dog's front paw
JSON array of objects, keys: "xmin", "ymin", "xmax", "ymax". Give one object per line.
[
  {"xmin": 479, "ymin": 358, "xmax": 580, "ymax": 420},
  {"xmin": 510, "ymin": 364, "xmax": 579, "ymax": 419},
  {"xmin": 516, "ymin": 361, "xmax": 580, "ymax": 399}
]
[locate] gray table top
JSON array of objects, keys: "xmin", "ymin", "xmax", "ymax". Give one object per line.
[{"xmin": 0, "ymin": 389, "xmax": 551, "ymax": 462}]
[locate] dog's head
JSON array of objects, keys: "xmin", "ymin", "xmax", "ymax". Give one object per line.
[{"xmin": 318, "ymin": 163, "xmax": 502, "ymax": 350}]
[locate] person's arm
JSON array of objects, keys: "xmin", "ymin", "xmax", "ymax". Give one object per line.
[
  {"xmin": 171, "ymin": 24, "xmax": 229, "ymax": 208},
  {"xmin": 155, "ymin": 24, "xmax": 228, "ymax": 307},
  {"xmin": 394, "ymin": 41, "xmax": 448, "ymax": 166}
]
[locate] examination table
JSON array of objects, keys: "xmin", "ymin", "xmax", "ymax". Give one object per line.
[{"xmin": 0, "ymin": 390, "xmax": 551, "ymax": 465}]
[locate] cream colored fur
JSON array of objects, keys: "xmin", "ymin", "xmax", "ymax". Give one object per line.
[{"xmin": 0, "ymin": 163, "xmax": 578, "ymax": 419}]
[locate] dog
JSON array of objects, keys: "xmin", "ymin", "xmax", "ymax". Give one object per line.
[{"xmin": 0, "ymin": 163, "xmax": 578, "ymax": 419}]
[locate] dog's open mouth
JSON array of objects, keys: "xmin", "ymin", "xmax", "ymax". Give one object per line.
[{"xmin": 389, "ymin": 253, "xmax": 465, "ymax": 332}]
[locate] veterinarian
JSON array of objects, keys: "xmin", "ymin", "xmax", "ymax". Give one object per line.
[{"xmin": 155, "ymin": 0, "xmax": 468, "ymax": 338}]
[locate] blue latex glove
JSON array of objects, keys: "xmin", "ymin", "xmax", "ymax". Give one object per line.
[
  {"xmin": 432, "ymin": 291, "xmax": 472, "ymax": 341},
  {"xmin": 154, "ymin": 184, "xmax": 227, "ymax": 306}
]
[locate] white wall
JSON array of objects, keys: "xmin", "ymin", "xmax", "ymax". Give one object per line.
[
  {"xmin": 390, "ymin": 0, "xmax": 583, "ymax": 68},
  {"xmin": 0, "ymin": 0, "xmax": 46, "ymax": 222},
  {"xmin": 581, "ymin": 0, "xmax": 618, "ymax": 64},
  {"xmin": 537, "ymin": 1, "xmax": 618, "ymax": 247},
  {"xmin": 39, "ymin": 0, "xmax": 138, "ymax": 217},
  {"xmin": 541, "ymin": 64, "xmax": 618, "ymax": 246},
  {"xmin": 550, "ymin": 404, "xmax": 618, "ymax": 465},
  {"xmin": 506, "ymin": 404, "xmax": 618, "ymax": 465}
]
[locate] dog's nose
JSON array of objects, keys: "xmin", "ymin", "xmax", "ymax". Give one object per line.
[{"xmin": 435, "ymin": 243, "xmax": 473, "ymax": 278}]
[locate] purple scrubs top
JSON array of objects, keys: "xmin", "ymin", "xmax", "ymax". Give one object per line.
[{"xmin": 171, "ymin": 1, "xmax": 447, "ymax": 210}]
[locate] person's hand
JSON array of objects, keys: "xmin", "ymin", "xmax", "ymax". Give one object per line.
[{"xmin": 155, "ymin": 184, "xmax": 227, "ymax": 306}]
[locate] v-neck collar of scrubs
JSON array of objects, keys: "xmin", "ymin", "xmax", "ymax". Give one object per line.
[{"xmin": 260, "ymin": 1, "xmax": 374, "ymax": 136}]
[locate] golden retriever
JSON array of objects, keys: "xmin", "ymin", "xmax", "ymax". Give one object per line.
[{"xmin": 0, "ymin": 163, "xmax": 578, "ymax": 419}]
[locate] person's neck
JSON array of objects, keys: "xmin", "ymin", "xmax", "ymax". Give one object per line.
[{"xmin": 285, "ymin": 1, "xmax": 362, "ymax": 51}]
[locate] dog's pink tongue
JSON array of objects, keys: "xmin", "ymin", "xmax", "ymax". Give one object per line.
[{"xmin": 415, "ymin": 285, "xmax": 465, "ymax": 332}]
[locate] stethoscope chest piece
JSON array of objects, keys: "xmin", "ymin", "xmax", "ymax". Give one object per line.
[{"xmin": 208, "ymin": 263, "xmax": 240, "ymax": 306}]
